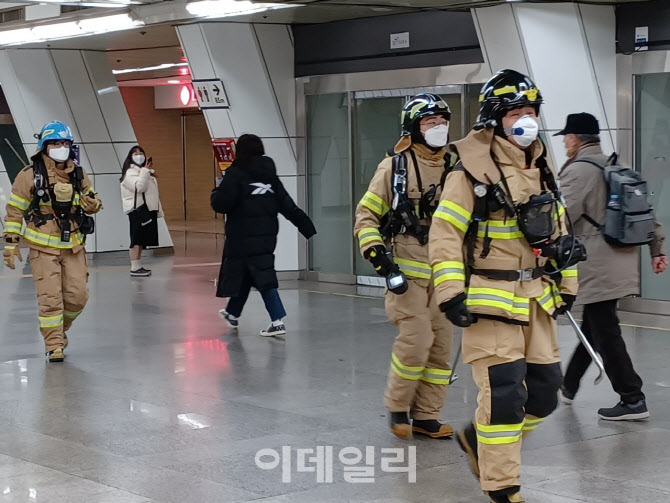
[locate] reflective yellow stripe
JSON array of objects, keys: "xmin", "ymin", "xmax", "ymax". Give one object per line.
[
  {"xmin": 554, "ymin": 202, "xmax": 566, "ymax": 221},
  {"xmin": 391, "ymin": 353, "xmax": 424, "ymax": 381},
  {"xmin": 467, "ymin": 287, "xmax": 530, "ymax": 316},
  {"xmin": 360, "ymin": 191, "xmax": 389, "ymax": 217},
  {"xmin": 523, "ymin": 417, "xmax": 545, "ymax": 431},
  {"xmin": 39, "ymin": 314, "xmax": 63, "ymax": 328},
  {"xmin": 433, "ymin": 200, "xmax": 471, "ymax": 233},
  {"xmin": 409, "ymin": 102, "xmax": 425, "ymax": 119},
  {"xmin": 476, "ymin": 421, "xmax": 524, "ymax": 445},
  {"xmin": 357, "ymin": 227, "xmax": 383, "ymax": 248},
  {"xmin": 537, "ymin": 285, "xmax": 563, "ymax": 312},
  {"xmin": 391, "ymin": 353, "xmax": 424, "ymax": 372},
  {"xmin": 8, "ymin": 194, "xmax": 30, "ymax": 211},
  {"xmin": 561, "ymin": 267, "xmax": 578, "ymax": 278},
  {"xmin": 477, "ymin": 220, "xmax": 524, "ymax": 239},
  {"xmin": 420, "ymin": 367, "xmax": 452, "ymax": 385},
  {"xmin": 4, "ymin": 221, "xmax": 22, "ymax": 234},
  {"xmin": 493, "ymin": 85, "xmax": 517, "ymax": 96},
  {"xmin": 432, "ymin": 261, "xmax": 466, "ymax": 286},
  {"xmin": 64, "ymin": 309, "xmax": 83, "ymax": 319},
  {"xmin": 23, "ymin": 228, "xmax": 85, "ymax": 249},
  {"xmin": 394, "ymin": 258, "xmax": 431, "ymax": 280}
]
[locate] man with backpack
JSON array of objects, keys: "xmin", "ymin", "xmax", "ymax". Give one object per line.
[
  {"xmin": 557, "ymin": 112, "xmax": 667, "ymax": 420},
  {"xmin": 354, "ymin": 93, "xmax": 454, "ymax": 440}
]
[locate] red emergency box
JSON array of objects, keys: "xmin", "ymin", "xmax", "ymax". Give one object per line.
[{"xmin": 212, "ymin": 138, "xmax": 236, "ymax": 172}]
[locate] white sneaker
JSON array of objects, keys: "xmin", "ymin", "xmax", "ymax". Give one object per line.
[
  {"xmin": 218, "ymin": 310, "xmax": 239, "ymax": 329},
  {"xmin": 260, "ymin": 324, "xmax": 286, "ymax": 337},
  {"xmin": 558, "ymin": 386, "xmax": 575, "ymax": 405}
]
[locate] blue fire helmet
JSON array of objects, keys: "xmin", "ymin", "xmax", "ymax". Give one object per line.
[{"xmin": 36, "ymin": 121, "xmax": 74, "ymax": 150}]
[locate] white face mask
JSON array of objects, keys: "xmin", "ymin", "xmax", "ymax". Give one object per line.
[
  {"xmin": 505, "ymin": 115, "xmax": 539, "ymax": 147},
  {"xmin": 48, "ymin": 146, "xmax": 70, "ymax": 163},
  {"xmin": 424, "ymin": 124, "xmax": 450, "ymax": 148},
  {"xmin": 132, "ymin": 154, "xmax": 145, "ymax": 166}
]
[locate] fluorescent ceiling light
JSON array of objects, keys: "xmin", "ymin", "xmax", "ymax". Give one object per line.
[
  {"xmin": 78, "ymin": 13, "xmax": 143, "ymax": 33},
  {"xmin": 167, "ymin": 80, "xmax": 181, "ymax": 84},
  {"xmin": 32, "ymin": 21, "xmax": 83, "ymax": 40},
  {"xmin": 0, "ymin": 28, "xmax": 42, "ymax": 45},
  {"xmin": 113, "ymin": 62, "xmax": 189, "ymax": 75},
  {"xmin": 186, "ymin": 0, "xmax": 302, "ymax": 19},
  {"xmin": 35, "ymin": 0, "xmax": 136, "ymax": 6},
  {"xmin": 0, "ymin": 13, "xmax": 144, "ymax": 46}
]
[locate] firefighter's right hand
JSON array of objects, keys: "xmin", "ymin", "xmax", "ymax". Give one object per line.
[
  {"xmin": 364, "ymin": 245, "xmax": 396, "ymax": 277},
  {"xmin": 3, "ymin": 245, "xmax": 22, "ymax": 270},
  {"xmin": 440, "ymin": 293, "xmax": 474, "ymax": 327}
]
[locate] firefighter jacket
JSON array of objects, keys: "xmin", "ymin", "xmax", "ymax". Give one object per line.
[
  {"xmin": 3, "ymin": 155, "xmax": 101, "ymax": 256},
  {"xmin": 354, "ymin": 142, "xmax": 451, "ymax": 281},
  {"xmin": 429, "ymin": 128, "xmax": 578, "ymax": 323}
]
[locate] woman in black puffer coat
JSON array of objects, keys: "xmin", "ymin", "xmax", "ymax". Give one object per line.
[{"xmin": 212, "ymin": 134, "xmax": 316, "ymax": 337}]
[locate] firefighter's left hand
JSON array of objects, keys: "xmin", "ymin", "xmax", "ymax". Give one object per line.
[
  {"xmin": 553, "ymin": 294, "xmax": 576, "ymax": 319},
  {"xmin": 80, "ymin": 193, "xmax": 102, "ymax": 214}
]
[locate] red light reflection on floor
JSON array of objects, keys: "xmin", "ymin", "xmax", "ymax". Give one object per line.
[{"xmin": 183, "ymin": 339, "xmax": 230, "ymax": 371}]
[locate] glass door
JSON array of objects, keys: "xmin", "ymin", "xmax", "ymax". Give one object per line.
[
  {"xmin": 306, "ymin": 93, "xmax": 352, "ymax": 275},
  {"xmin": 635, "ymin": 73, "xmax": 670, "ymax": 300},
  {"xmin": 352, "ymin": 96, "xmax": 405, "ymax": 276}
]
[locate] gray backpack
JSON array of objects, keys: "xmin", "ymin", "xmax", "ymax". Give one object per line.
[{"xmin": 581, "ymin": 155, "xmax": 655, "ymax": 247}]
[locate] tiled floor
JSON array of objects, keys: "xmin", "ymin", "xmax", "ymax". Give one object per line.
[{"xmin": 2, "ymin": 251, "xmax": 670, "ymax": 502}]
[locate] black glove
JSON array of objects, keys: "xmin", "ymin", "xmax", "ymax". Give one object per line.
[
  {"xmin": 364, "ymin": 245, "xmax": 397, "ymax": 277},
  {"xmin": 553, "ymin": 294, "xmax": 576, "ymax": 319},
  {"xmin": 440, "ymin": 293, "xmax": 474, "ymax": 328}
]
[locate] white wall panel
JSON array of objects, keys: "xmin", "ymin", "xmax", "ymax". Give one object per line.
[
  {"xmin": 254, "ymin": 24, "xmax": 296, "ymax": 138},
  {"xmin": 275, "ymin": 175, "xmax": 299, "ymax": 271},
  {"xmin": 579, "ymin": 5, "xmax": 617, "ymax": 130},
  {"xmin": 258, "ymin": 138, "xmax": 296, "ymax": 176},
  {"xmin": 93, "ymin": 174, "xmax": 128, "ymax": 252},
  {"xmin": 82, "ymin": 51, "xmax": 136, "ymax": 143},
  {"xmin": 203, "ymin": 109, "xmax": 235, "ymax": 139},
  {"xmin": 157, "ymin": 218, "xmax": 173, "ymax": 248},
  {"xmin": 84, "ymin": 173, "xmax": 97, "ymax": 252},
  {"xmin": 472, "ymin": 5, "xmax": 528, "ymax": 74},
  {"xmin": 515, "ymin": 4, "xmax": 605, "ymax": 132},
  {"xmin": 177, "ymin": 25, "xmax": 216, "ymax": 80},
  {"xmin": 85, "ymin": 143, "xmax": 122, "ymax": 175},
  {"xmin": 52, "ymin": 50, "xmax": 109, "ymax": 143},
  {"xmin": 0, "ymin": 51, "xmax": 34, "ymax": 145},
  {"xmin": 0, "ymin": 172, "xmax": 12, "ymax": 224},
  {"xmin": 7, "ymin": 50, "xmax": 76, "ymax": 140},
  {"xmin": 114, "ymin": 142, "xmax": 138, "ymax": 165},
  {"xmin": 201, "ymin": 23, "xmax": 286, "ymax": 138}
]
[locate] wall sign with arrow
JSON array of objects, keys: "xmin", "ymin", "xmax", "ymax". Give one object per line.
[{"xmin": 192, "ymin": 78, "xmax": 230, "ymax": 110}]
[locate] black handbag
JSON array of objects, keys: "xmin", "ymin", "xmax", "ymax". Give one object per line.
[{"xmin": 130, "ymin": 189, "xmax": 153, "ymax": 226}]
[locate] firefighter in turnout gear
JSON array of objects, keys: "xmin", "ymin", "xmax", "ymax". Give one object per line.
[
  {"xmin": 3, "ymin": 121, "xmax": 102, "ymax": 362},
  {"xmin": 354, "ymin": 93, "xmax": 455, "ymax": 439},
  {"xmin": 428, "ymin": 70, "xmax": 579, "ymax": 503}
]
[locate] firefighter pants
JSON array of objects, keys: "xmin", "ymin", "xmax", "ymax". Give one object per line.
[
  {"xmin": 384, "ymin": 279, "xmax": 454, "ymax": 420},
  {"xmin": 29, "ymin": 248, "xmax": 88, "ymax": 352},
  {"xmin": 463, "ymin": 299, "xmax": 561, "ymax": 492}
]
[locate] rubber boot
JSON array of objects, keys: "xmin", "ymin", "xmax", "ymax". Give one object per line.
[
  {"xmin": 456, "ymin": 422, "xmax": 479, "ymax": 480},
  {"xmin": 412, "ymin": 419, "xmax": 454, "ymax": 438},
  {"xmin": 488, "ymin": 486, "xmax": 525, "ymax": 503},
  {"xmin": 389, "ymin": 411, "xmax": 411, "ymax": 439}
]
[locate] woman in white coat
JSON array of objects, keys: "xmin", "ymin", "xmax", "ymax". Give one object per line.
[{"xmin": 120, "ymin": 146, "xmax": 163, "ymax": 277}]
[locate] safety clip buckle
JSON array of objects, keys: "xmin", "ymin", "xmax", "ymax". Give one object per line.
[{"xmin": 518, "ymin": 269, "xmax": 534, "ymax": 282}]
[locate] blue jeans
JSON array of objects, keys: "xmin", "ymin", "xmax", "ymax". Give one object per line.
[{"xmin": 226, "ymin": 280, "xmax": 286, "ymax": 322}]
